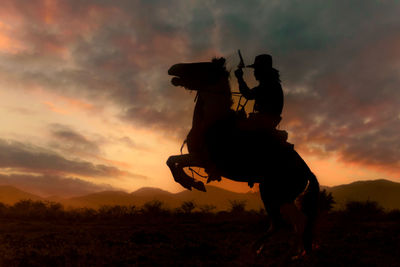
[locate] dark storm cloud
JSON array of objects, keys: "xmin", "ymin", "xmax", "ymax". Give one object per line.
[
  {"xmin": 0, "ymin": 0, "xmax": 198, "ymax": 137},
  {"xmin": 48, "ymin": 123, "xmax": 101, "ymax": 155},
  {"xmin": 0, "ymin": 173, "xmax": 118, "ymax": 197},
  {"xmin": 0, "ymin": 139, "xmax": 145, "ymax": 179},
  {"xmin": 122, "ymin": 104, "xmax": 193, "ymax": 138},
  {"xmin": 205, "ymin": 0, "xmax": 400, "ymax": 170},
  {"xmin": 279, "ymin": 32, "xmax": 400, "ymax": 169},
  {"xmin": 1, "ymin": 0, "xmax": 400, "ymax": 170}
]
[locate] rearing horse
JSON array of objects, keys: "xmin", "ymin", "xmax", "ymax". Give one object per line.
[{"xmin": 166, "ymin": 57, "xmax": 319, "ymax": 254}]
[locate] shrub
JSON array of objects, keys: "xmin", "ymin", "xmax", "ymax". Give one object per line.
[
  {"xmin": 98, "ymin": 205, "xmax": 136, "ymax": 218},
  {"xmin": 344, "ymin": 200, "xmax": 384, "ymax": 219},
  {"xmin": 180, "ymin": 201, "xmax": 196, "ymax": 214},
  {"xmin": 229, "ymin": 200, "xmax": 247, "ymax": 213},
  {"xmin": 8, "ymin": 200, "xmax": 65, "ymax": 219},
  {"xmin": 0, "ymin": 202, "xmax": 8, "ymax": 216},
  {"xmin": 318, "ymin": 189, "xmax": 335, "ymax": 212},
  {"xmin": 141, "ymin": 200, "xmax": 167, "ymax": 215},
  {"xmin": 199, "ymin": 204, "xmax": 216, "ymax": 214}
]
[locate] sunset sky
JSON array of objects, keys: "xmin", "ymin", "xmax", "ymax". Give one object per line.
[{"xmin": 0, "ymin": 0, "xmax": 399, "ymax": 197}]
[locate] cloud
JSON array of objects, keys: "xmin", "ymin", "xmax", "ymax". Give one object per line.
[
  {"xmin": 0, "ymin": 173, "xmax": 118, "ymax": 197},
  {"xmin": 280, "ymin": 33, "xmax": 400, "ymax": 172},
  {"xmin": 0, "ymin": 139, "xmax": 146, "ymax": 179},
  {"xmin": 200, "ymin": 0, "xmax": 400, "ymax": 172},
  {"xmin": 117, "ymin": 136, "xmax": 149, "ymax": 151},
  {"xmin": 0, "ymin": 0, "xmax": 199, "ymax": 137},
  {"xmin": 0, "ymin": 0, "xmax": 399, "ymax": 173},
  {"xmin": 48, "ymin": 123, "xmax": 101, "ymax": 154}
]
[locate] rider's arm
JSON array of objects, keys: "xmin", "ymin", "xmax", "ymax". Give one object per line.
[{"xmin": 235, "ymin": 69, "xmax": 255, "ymax": 100}]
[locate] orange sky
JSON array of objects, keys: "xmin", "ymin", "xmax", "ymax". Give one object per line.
[{"xmin": 0, "ymin": 0, "xmax": 399, "ymax": 196}]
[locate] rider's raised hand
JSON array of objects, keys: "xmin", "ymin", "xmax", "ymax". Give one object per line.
[{"xmin": 234, "ymin": 68, "xmax": 244, "ymax": 79}]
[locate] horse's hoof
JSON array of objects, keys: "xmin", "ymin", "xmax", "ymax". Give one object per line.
[
  {"xmin": 192, "ymin": 181, "xmax": 206, "ymax": 192},
  {"xmin": 206, "ymin": 174, "xmax": 221, "ymax": 184},
  {"xmin": 175, "ymin": 179, "xmax": 192, "ymax": 191},
  {"xmin": 256, "ymin": 244, "xmax": 264, "ymax": 256},
  {"xmin": 185, "ymin": 185, "xmax": 193, "ymax": 191},
  {"xmin": 291, "ymin": 250, "xmax": 307, "ymax": 260}
]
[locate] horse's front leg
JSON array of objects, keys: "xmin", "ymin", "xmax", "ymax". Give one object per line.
[{"xmin": 166, "ymin": 154, "xmax": 206, "ymax": 192}]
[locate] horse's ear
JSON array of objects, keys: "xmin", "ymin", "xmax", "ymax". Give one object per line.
[{"xmin": 212, "ymin": 57, "xmax": 226, "ymax": 67}]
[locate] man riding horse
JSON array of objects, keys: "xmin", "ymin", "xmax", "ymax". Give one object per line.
[
  {"xmin": 206, "ymin": 54, "xmax": 286, "ymax": 183},
  {"xmin": 166, "ymin": 55, "xmax": 319, "ymax": 255},
  {"xmin": 235, "ymin": 54, "xmax": 283, "ymax": 131}
]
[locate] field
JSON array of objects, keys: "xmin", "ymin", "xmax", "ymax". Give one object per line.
[{"xmin": 0, "ymin": 200, "xmax": 399, "ymax": 266}]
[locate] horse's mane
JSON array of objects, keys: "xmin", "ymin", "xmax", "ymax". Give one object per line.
[
  {"xmin": 211, "ymin": 57, "xmax": 230, "ymax": 80},
  {"xmin": 190, "ymin": 56, "xmax": 234, "ymax": 132}
]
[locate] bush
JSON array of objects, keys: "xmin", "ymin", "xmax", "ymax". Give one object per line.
[
  {"xmin": 180, "ymin": 201, "xmax": 196, "ymax": 214},
  {"xmin": 318, "ymin": 189, "xmax": 335, "ymax": 212},
  {"xmin": 199, "ymin": 204, "xmax": 216, "ymax": 214},
  {"xmin": 141, "ymin": 200, "xmax": 167, "ymax": 215},
  {"xmin": 229, "ymin": 200, "xmax": 247, "ymax": 213},
  {"xmin": 98, "ymin": 205, "xmax": 137, "ymax": 218},
  {"xmin": 344, "ymin": 200, "xmax": 384, "ymax": 219},
  {"xmin": 0, "ymin": 202, "xmax": 8, "ymax": 216},
  {"xmin": 10, "ymin": 200, "xmax": 62, "ymax": 219}
]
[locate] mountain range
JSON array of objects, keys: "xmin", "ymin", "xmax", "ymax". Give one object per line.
[
  {"xmin": 1, "ymin": 179, "xmax": 400, "ymax": 211},
  {"xmin": 324, "ymin": 179, "xmax": 400, "ymax": 210}
]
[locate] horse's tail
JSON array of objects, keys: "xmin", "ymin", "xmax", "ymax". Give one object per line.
[{"xmin": 301, "ymin": 170, "xmax": 319, "ymax": 253}]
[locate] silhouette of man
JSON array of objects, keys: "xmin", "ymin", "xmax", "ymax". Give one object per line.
[{"xmin": 234, "ymin": 54, "xmax": 284, "ymax": 131}]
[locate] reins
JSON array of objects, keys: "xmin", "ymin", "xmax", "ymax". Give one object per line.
[
  {"xmin": 190, "ymin": 89, "xmax": 248, "ymax": 111},
  {"xmin": 181, "ymin": 90, "xmax": 248, "ymax": 155},
  {"xmin": 235, "ymin": 93, "xmax": 248, "ymax": 112},
  {"xmin": 180, "ymin": 80, "xmax": 250, "ymax": 181}
]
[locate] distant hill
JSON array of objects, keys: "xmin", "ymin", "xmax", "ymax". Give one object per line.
[
  {"xmin": 1, "ymin": 179, "xmax": 400, "ymax": 210},
  {"xmin": 0, "ymin": 185, "xmax": 43, "ymax": 205},
  {"xmin": 174, "ymin": 186, "xmax": 262, "ymax": 211},
  {"xmin": 326, "ymin": 179, "xmax": 400, "ymax": 210},
  {"xmin": 131, "ymin": 187, "xmax": 172, "ymax": 196},
  {"xmin": 63, "ymin": 186, "xmax": 263, "ymax": 211},
  {"xmin": 66, "ymin": 191, "xmax": 136, "ymax": 208}
]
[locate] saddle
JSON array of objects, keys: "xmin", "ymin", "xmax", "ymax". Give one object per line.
[
  {"xmin": 186, "ymin": 112, "xmax": 294, "ymax": 184},
  {"xmin": 235, "ymin": 111, "xmax": 293, "ymax": 149}
]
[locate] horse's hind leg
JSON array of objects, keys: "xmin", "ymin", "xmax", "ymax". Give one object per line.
[
  {"xmin": 255, "ymin": 200, "xmax": 306, "ymax": 257},
  {"xmin": 253, "ymin": 182, "xmax": 285, "ymax": 255},
  {"xmin": 259, "ymin": 182, "xmax": 286, "ymax": 230},
  {"xmin": 280, "ymin": 203, "xmax": 307, "ymax": 256},
  {"xmin": 252, "ymin": 201, "xmax": 283, "ymax": 255}
]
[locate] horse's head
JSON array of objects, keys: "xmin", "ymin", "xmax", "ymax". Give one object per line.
[{"xmin": 168, "ymin": 57, "xmax": 229, "ymax": 91}]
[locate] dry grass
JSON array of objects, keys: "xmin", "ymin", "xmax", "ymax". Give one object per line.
[{"xmin": 0, "ymin": 200, "xmax": 398, "ymax": 266}]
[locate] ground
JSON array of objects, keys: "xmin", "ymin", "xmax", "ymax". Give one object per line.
[{"xmin": 0, "ymin": 205, "xmax": 399, "ymax": 266}]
